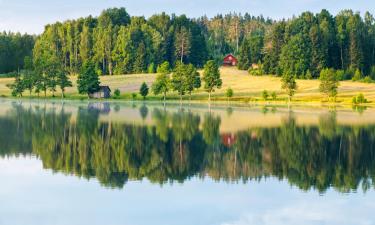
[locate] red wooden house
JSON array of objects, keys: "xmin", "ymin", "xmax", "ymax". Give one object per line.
[{"xmin": 223, "ymin": 54, "xmax": 238, "ymax": 66}]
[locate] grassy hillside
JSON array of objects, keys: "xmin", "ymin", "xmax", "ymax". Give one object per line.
[{"xmin": 1, "ymin": 67, "xmax": 375, "ymax": 104}]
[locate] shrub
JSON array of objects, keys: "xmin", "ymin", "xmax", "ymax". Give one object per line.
[
  {"xmin": 113, "ymin": 89, "xmax": 121, "ymax": 99},
  {"xmin": 132, "ymin": 93, "xmax": 137, "ymax": 100},
  {"xmin": 305, "ymin": 70, "xmax": 313, "ymax": 80},
  {"xmin": 226, "ymin": 87, "xmax": 234, "ymax": 99},
  {"xmin": 352, "ymin": 93, "xmax": 368, "ymax": 104},
  {"xmin": 262, "ymin": 90, "xmax": 269, "ymax": 100},
  {"xmin": 335, "ymin": 70, "xmax": 345, "ymax": 81},
  {"xmin": 344, "ymin": 68, "xmax": 355, "ymax": 80},
  {"xmin": 248, "ymin": 66, "xmax": 264, "ymax": 76},
  {"xmin": 271, "ymin": 91, "xmax": 277, "ymax": 100},
  {"xmin": 147, "ymin": 63, "xmax": 155, "ymax": 73},
  {"xmin": 352, "ymin": 69, "xmax": 362, "ymax": 81},
  {"xmin": 362, "ymin": 76, "xmax": 374, "ymax": 83}
]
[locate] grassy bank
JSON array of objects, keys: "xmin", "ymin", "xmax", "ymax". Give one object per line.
[{"xmin": 1, "ymin": 67, "xmax": 375, "ymax": 105}]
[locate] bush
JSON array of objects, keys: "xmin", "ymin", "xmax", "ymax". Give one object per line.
[
  {"xmin": 362, "ymin": 76, "xmax": 374, "ymax": 83},
  {"xmin": 226, "ymin": 87, "xmax": 234, "ymax": 99},
  {"xmin": 262, "ymin": 90, "xmax": 269, "ymax": 100},
  {"xmin": 305, "ymin": 70, "xmax": 313, "ymax": 80},
  {"xmin": 248, "ymin": 66, "xmax": 264, "ymax": 76},
  {"xmin": 335, "ymin": 70, "xmax": 345, "ymax": 81},
  {"xmin": 113, "ymin": 89, "xmax": 121, "ymax": 99},
  {"xmin": 352, "ymin": 69, "xmax": 362, "ymax": 81},
  {"xmin": 271, "ymin": 91, "xmax": 277, "ymax": 100},
  {"xmin": 352, "ymin": 93, "xmax": 368, "ymax": 104},
  {"xmin": 132, "ymin": 93, "xmax": 137, "ymax": 100},
  {"xmin": 344, "ymin": 68, "xmax": 355, "ymax": 80},
  {"xmin": 147, "ymin": 63, "xmax": 155, "ymax": 73}
]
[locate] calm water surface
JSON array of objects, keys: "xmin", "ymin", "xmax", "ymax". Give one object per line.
[{"xmin": 0, "ymin": 99, "xmax": 375, "ymax": 225}]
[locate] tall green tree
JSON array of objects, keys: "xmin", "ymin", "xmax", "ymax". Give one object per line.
[
  {"xmin": 281, "ymin": 72, "xmax": 297, "ymax": 103},
  {"xmin": 319, "ymin": 68, "xmax": 339, "ymax": 101},
  {"xmin": 185, "ymin": 64, "xmax": 201, "ymax": 100},
  {"xmin": 203, "ymin": 60, "xmax": 222, "ymax": 101},
  {"xmin": 152, "ymin": 61, "xmax": 171, "ymax": 101},
  {"xmin": 77, "ymin": 62, "xmax": 100, "ymax": 96}
]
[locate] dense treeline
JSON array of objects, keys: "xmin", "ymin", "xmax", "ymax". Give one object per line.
[
  {"xmin": 0, "ymin": 32, "xmax": 35, "ymax": 75},
  {"xmin": 4, "ymin": 8, "xmax": 375, "ymax": 100},
  {"xmin": 31, "ymin": 8, "xmax": 271, "ymax": 76},
  {"xmin": 240, "ymin": 10, "xmax": 375, "ymax": 80},
  {"xmin": 1, "ymin": 102, "xmax": 375, "ymax": 192}
]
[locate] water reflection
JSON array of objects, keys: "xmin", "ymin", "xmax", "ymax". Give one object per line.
[{"xmin": 1, "ymin": 101, "xmax": 375, "ymax": 193}]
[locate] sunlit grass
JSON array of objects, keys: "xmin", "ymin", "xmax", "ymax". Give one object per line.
[{"xmin": 1, "ymin": 67, "xmax": 375, "ymax": 104}]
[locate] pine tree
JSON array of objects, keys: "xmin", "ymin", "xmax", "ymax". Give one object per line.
[{"xmin": 139, "ymin": 82, "xmax": 149, "ymax": 99}]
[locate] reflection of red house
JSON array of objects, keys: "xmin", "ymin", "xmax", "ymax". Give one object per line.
[
  {"xmin": 221, "ymin": 133, "xmax": 236, "ymax": 147},
  {"xmin": 223, "ymin": 54, "xmax": 238, "ymax": 66}
]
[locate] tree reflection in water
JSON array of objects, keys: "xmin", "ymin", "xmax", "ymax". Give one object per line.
[{"xmin": 0, "ymin": 102, "xmax": 375, "ymax": 193}]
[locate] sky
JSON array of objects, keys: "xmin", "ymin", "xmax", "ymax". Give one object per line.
[{"xmin": 0, "ymin": 0, "xmax": 374, "ymax": 34}]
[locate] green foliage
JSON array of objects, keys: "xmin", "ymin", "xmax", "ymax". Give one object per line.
[
  {"xmin": 152, "ymin": 66, "xmax": 171, "ymax": 101},
  {"xmin": 184, "ymin": 64, "xmax": 201, "ymax": 98},
  {"xmin": 113, "ymin": 89, "xmax": 121, "ymax": 99},
  {"xmin": 77, "ymin": 62, "xmax": 100, "ymax": 95},
  {"xmin": 305, "ymin": 70, "xmax": 313, "ymax": 80},
  {"xmin": 370, "ymin": 66, "xmax": 375, "ymax": 80},
  {"xmin": 0, "ymin": 32, "xmax": 34, "ymax": 74},
  {"xmin": 132, "ymin": 93, "xmax": 137, "ymax": 100},
  {"xmin": 139, "ymin": 82, "xmax": 149, "ymax": 99},
  {"xmin": 226, "ymin": 87, "xmax": 234, "ymax": 99},
  {"xmin": 203, "ymin": 60, "xmax": 222, "ymax": 100},
  {"xmin": 271, "ymin": 91, "xmax": 277, "ymax": 100},
  {"xmin": 57, "ymin": 69, "xmax": 72, "ymax": 98},
  {"xmin": 279, "ymin": 34, "xmax": 311, "ymax": 78},
  {"xmin": 262, "ymin": 90, "xmax": 269, "ymax": 100},
  {"xmin": 319, "ymin": 68, "xmax": 340, "ymax": 100},
  {"xmin": 4, "ymin": 103, "xmax": 375, "ymax": 192},
  {"xmin": 248, "ymin": 65, "xmax": 264, "ymax": 76},
  {"xmin": 147, "ymin": 63, "xmax": 155, "ymax": 73},
  {"xmin": 157, "ymin": 62, "xmax": 171, "ymax": 74},
  {"xmin": 352, "ymin": 93, "xmax": 368, "ymax": 104},
  {"xmin": 352, "ymin": 69, "xmax": 362, "ymax": 81},
  {"xmin": 335, "ymin": 70, "xmax": 345, "ymax": 81},
  {"xmin": 281, "ymin": 73, "xmax": 297, "ymax": 101},
  {"xmin": 7, "ymin": 75, "xmax": 25, "ymax": 97},
  {"xmin": 362, "ymin": 76, "xmax": 374, "ymax": 83},
  {"xmin": 171, "ymin": 62, "xmax": 187, "ymax": 98}
]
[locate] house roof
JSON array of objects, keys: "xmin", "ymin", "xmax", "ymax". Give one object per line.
[
  {"xmin": 99, "ymin": 86, "xmax": 111, "ymax": 92},
  {"xmin": 223, "ymin": 54, "xmax": 237, "ymax": 61}
]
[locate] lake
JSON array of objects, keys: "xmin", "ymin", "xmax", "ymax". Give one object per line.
[{"xmin": 0, "ymin": 99, "xmax": 375, "ymax": 225}]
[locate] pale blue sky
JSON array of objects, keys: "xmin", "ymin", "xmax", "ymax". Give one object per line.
[{"xmin": 0, "ymin": 0, "xmax": 374, "ymax": 34}]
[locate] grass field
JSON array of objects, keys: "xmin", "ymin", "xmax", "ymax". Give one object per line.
[{"xmin": 1, "ymin": 67, "xmax": 375, "ymax": 104}]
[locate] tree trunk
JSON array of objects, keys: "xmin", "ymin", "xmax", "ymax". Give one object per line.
[
  {"xmin": 109, "ymin": 61, "xmax": 113, "ymax": 75},
  {"xmin": 208, "ymin": 91, "xmax": 211, "ymax": 102},
  {"xmin": 163, "ymin": 92, "xmax": 166, "ymax": 102}
]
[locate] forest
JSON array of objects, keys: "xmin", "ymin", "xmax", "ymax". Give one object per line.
[
  {"xmin": 3, "ymin": 8, "xmax": 375, "ymax": 79},
  {"xmin": 3, "ymin": 8, "xmax": 375, "ymax": 100},
  {"xmin": 0, "ymin": 32, "xmax": 35, "ymax": 75}
]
